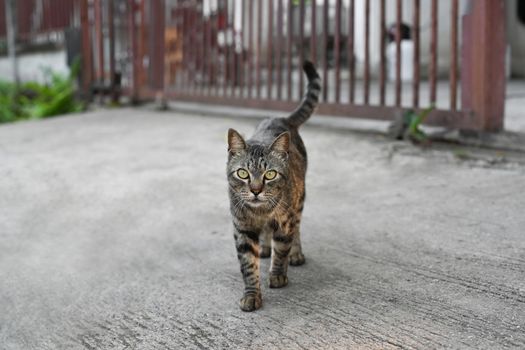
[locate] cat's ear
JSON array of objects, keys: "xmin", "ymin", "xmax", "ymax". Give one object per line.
[
  {"xmin": 228, "ymin": 128, "xmax": 246, "ymax": 154},
  {"xmin": 269, "ymin": 132, "xmax": 290, "ymax": 154}
]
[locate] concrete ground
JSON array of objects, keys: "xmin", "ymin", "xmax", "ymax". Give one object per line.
[{"xmin": 1, "ymin": 108, "xmax": 524, "ymax": 349}]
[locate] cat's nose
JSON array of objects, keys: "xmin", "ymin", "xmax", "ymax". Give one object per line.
[{"xmin": 250, "ymin": 182, "xmax": 263, "ymax": 196}]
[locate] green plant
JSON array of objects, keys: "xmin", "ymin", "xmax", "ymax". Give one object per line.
[
  {"xmin": 406, "ymin": 104, "xmax": 435, "ymax": 144},
  {"xmin": 389, "ymin": 105, "xmax": 435, "ymax": 145},
  {"xmin": 0, "ymin": 57, "xmax": 84, "ymax": 124}
]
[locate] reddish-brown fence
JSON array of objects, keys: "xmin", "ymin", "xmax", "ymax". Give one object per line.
[
  {"xmin": 81, "ymin": 0, "xmax": 507, "ymax": 132},
  {"xmin": 0, "ymin": 0, "xmax": 79, "ymax": 41}
]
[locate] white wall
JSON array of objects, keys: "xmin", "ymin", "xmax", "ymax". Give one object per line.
[{"xmin": 0, "ymin": 50, "xmax": 69, "ymax": 83}]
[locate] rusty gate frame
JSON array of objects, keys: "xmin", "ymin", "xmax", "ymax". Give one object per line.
[{"xmin": 81, "ymin": 0, "xmax": 507, "ymax": 132}]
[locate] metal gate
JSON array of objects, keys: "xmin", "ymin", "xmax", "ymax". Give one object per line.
[
  {"xmin": 81, "ymin": 0, "xmax": 507, "ymax": 132},
  {"xmin": 0, "ymin": 0, "xmax": 79, "ymax": 40}
]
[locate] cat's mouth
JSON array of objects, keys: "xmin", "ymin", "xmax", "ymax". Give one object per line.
[{"xmin": 246, "ymin": 197, "xmax": 267, "ymax": 207}]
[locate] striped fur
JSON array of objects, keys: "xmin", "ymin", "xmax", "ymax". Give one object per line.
[
  {"xmin": 286, "ymin": 61, "xmax": 321, "ymax": 128},
  {"xmin": 226, "ymin": 61, "xmax": 320, "ymax": 312}
]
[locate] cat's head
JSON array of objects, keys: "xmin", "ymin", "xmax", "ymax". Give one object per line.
[{"xmin": 226, "ymin": 129, "xmax": 289, "ymax": 209}]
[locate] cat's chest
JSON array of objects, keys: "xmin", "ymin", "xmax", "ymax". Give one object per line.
[{"xmin": 244, "ymin": 211, "xmax": 272, "ymax": 228}]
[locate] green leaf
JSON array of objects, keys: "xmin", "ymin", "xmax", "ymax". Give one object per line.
[
  {"xmin": 0, "ymin": 61, "xmax": 84, "ymax": 124},
  {"xmin": 407, "ymin": 105, "xmax": 435, "ymax": 141}
]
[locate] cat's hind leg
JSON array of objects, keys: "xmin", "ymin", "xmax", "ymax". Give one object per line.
[
  {"xmin": 289, "ymin": 228, "xmax": 305, "ymax": 266},
  {"xmin": 289, "ymin": 198, "xmax": 306, "ymax": 266},
  {"xmin": 269, "ymin": 218, "xmax": 294, "ymax": 288}
]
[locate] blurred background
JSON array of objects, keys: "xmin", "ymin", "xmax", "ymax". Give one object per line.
[{"xmin": 1, "ymin": 0, "xmax": 524, "ymax": 132}]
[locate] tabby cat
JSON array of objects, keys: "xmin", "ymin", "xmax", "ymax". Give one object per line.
[{"xmin": 226, "ymin": 61, "xmax": 321, "ymax": 311}]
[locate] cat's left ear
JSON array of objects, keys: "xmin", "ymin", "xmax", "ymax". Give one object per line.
[
  {"xmin": 269, "ymin": 132, "xmax": 290, "ymax": 154},
  {"xmin": 228, "ymin": 128, "xmax": 246, "ymax": 154}
]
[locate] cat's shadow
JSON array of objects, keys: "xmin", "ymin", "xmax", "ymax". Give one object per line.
[{"xmin": 260, "ymin": 255, "xmax": 350, "ymax": 296}]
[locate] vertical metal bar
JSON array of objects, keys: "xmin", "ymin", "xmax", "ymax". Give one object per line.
[
  {"xmin": 80, "ymin": 0, "xmax": 92, "ymax": 97},
  {"xmin": 429, "ymin": 0, "xmax": 438, "ymax": 104},
  {"xmin": 194, "ymin": 4, "xmax": 201, "ymax": 94},
  {"xmin": 196, "ymin": 4, "xmax": 201, "ymax": 93},
  {"xmin": 173, "ymin": 7, "xmax": 179, "ymax": 89},
  {"xmin": 193, "ymin": 5, "xmax": 199, "ymax": 92},
  {"xmin": 129, "ymin": 0, "xmax": 139, "ymax": 102},
  {"xmin": 195, "ymin": 3, "xmax": 202, "ymax": 93},
  {"xmin": 94, "ymin": 0, "xmax": 104, "ymax": 83},
  {"xmin": 322, "ymin": 0, "xmax": 328, "ymax": 102},
  {"xmin": 177, "ymin": 7, "xmax": 184, "ymax": 89},
  {"xmin": 181, "ymin": 7, "xmax": 187, "ymax": 89},
  {"xmin": 230, "ymin": 0, "xmax": 236, "ymax": 96},
  {"xmin": 208, "ymin": 2, "xmax": 214, "ymax": 95},
  {"xmin": 267, "ymin": 0, "xmax": 274, "ymax": 99},
  {"xmin": 150, "ymin": 0, "xmax": 165, "ymax": 97},
  {"xmin": 347, "ymin": 0, "xmax": 354, "ymax": 104},
  {"xmin": 209, "ymin": 4, "xmax": 215, "ymax": 93},
  {"xmin": 395, "ymin": 0, "xmax": 402, "ymax": 107},
  {"xmin": 379, "ymin": 0, "xmax": 386, "ymax": 105},
  {"xmin": 187, "ymin": 5, "xmax": 194, "ymax": 93},
  {"xmin": 223, "ymin": 0, "xmax": 228, "ymax": 97},
  {"xmin": 334, "ymin": 0, "xmax": 341, "ymax": 103},
  {"xmin": 364, "ymin": 0, "xmax": 370, "ymax": 104},
  {"xmin": 239, "ymin": 0, "xmax": 245, "ymax": 97},
  {"xmin": 248, "ymin": 0, "xmax": 254, "ymax": 98},
  {"xmin": 108, "ymin": 0, "xmax": 116, "ymax": 102},
  {"xmin": 212, "ymin": 4, "xmax": 218, "ymax": 95},
  {"xmin": 310, "ymin": 0, "xmax": 317, "ymax": 65},
  {"xmin": 276, "ymin": 0, "xmax": 284, "ymax": 100},
  {"xmin": 138, "ymin": 0, "xmax": 146, "ymax": 90},
  {"xmin": 189, "ymin": 5, "xmax": 197, "ymax": 92},
  {"xmin": 256, "ymin": 0, "xmax": 262, "ymax": 99},
  {"xmin": 192, "ymin": 5, "xmax": 198, "ymax": 92},
  {"xmin": 187, "ymin": 7, "xmax": 193, "ymax": 92},
  {"xmin": 450, "ymin": 0, "xmax": 458, "ymax": 110},
  {"xmin": 287, "ymin": 0, "xmax": 293, "ymax": 101},
  {"xmin": 201, "ymin": 3, "xmax": 206, "ymax": 95},
  {"xmin": 412, "ymin": 0, "xmax": 420, "ymax": 108},
  {"xmin": 298, "ymin": 0, "xmax": 305, "ymax": 98}
]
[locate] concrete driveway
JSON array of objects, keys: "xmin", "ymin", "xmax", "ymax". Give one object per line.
[{"xmin": 1, "ymin": 109, "xmax": 524, "ymax": 349}]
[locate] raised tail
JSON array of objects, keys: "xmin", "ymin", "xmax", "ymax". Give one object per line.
[{"xmin": 286, "ymin": 60, "xmax": 321, "ymax": 128}]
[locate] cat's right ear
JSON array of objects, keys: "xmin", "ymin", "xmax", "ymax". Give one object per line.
[{"xmin": 228, "ymin": 129, "xmax": 246, "ymax": 154}]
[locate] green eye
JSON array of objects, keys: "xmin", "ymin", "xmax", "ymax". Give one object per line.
[
  {"xmin": 264, "ymin": 170, "xmax": 277, "ymax": 180},
  {"xmin": 237, "ymin": 169, "xmax": 249, "ymax": 179}
]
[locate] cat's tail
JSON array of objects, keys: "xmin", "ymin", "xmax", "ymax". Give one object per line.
[{"xmin": 286, "ymin": 60, "xmax": 322, "ymax": 128}]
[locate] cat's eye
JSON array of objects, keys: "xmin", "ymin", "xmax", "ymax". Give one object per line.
[
  {"xmin": 237, "ymin": 168, "xmax": 249, "ymax": 179},
  {"xmin": 264, "ymin": 170, "xmax": 277, "ymax": 180}
]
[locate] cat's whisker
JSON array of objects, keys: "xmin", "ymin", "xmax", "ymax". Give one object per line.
[{"xmin": 231, "ymin": 196, "xmax": 247, "ymax": 217}]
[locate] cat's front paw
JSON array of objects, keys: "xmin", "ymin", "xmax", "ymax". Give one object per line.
[
  {"xmin": 239, "ymin": 293, "xmax": 262, "ymax": 312},
  {"xmin": 269, "ymin": 274, "xmax": 288, "ymax": 288},
  {"xmin": 260, "ymin": 246, "xmax": 271, "ymax": 258},
  {"xmin": 289, "ymin": 252, "xmax": 305, "ymax": 266}
]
